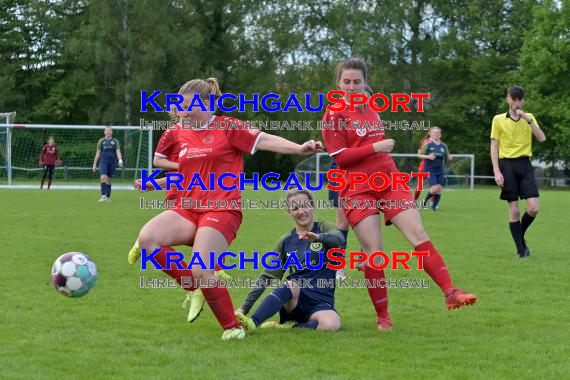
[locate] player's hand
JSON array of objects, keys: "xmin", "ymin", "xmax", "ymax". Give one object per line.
[
  {"xmin": 494, "ymin": 170, "xmax": 504, "ymax": 187},
  {"xmin": 39, "ymin": 161, "xmax": 43, "ymax": 167},
  {"xmin": 515, "ymin": 108, "xmax": 532, "ymax": 123},
  {"xmin": 92, "ymin": 164, "xmax": 97, "ymax": 173},
  {"xmin": 298, "ymin": 140, "xmax": 324, "ymax": 155},
  {"xmin": 298, "ymin": 231, "xmax": 319, "ymax": 242},
  {"xmin": 447, "ymin": 155, "xmax": 453, "ymax": 161},
  {"xmin": 373, "ymin": 139, "xmax": 395, "ymax": 153},
  {"xmin": 135, "ymin": 179, "xmax": 154, "ymax": 191},
  {"xmin": 118, "ymin": 159, "xmax": 124, "ymax": 168},
  {"xmin": 428, "ymin": 153, "xmax": 436, "ymax": 160}
]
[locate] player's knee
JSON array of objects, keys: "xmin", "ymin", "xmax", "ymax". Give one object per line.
[
  {"xmin": 317, "ymin": 319, "xmax": 341, "ymax": 331},
  {"xmin": 509, "ymin": 209, "xmax": 521, "ymax": 220},
  {"xmin": 527, "ymin": 205, "xmax": 539, "ymax": 217}
]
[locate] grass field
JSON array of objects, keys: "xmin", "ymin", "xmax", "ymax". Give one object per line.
[{"xmin": 1, "ymin": 187, "xmax": 569, "ymax": 379}]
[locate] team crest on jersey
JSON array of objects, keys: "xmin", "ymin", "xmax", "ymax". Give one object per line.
[
  {"xmin": 310, "ymin": 242, "xmax": 323, "ymax": 251},
  {"xmin": 356, "ymin": 127, "xmax": 367, "ymax": 137},
  {"xmin": 203, "ymin": 135, "xmax": 215, "ymax": 145}
]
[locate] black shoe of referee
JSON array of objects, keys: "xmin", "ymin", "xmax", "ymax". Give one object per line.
[{"xmin": 519, "ymin": 240, "xmax": 531, "ymax": 258}]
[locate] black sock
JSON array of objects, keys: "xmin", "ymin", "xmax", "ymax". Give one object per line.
[
  {"xmin": 509, "ymin": 221, "xmax": 525, "ymax": 253},
  {"xmin": 100, "ymin": 183, "xmax": 106, "ymax": 196},
  {"xmin": 433, "ymin": 194, "xmax": 441, "ymax": 208},
  {"xmin": 251, "ymin": 286, "xmax": 292, "ymax": 327},
  {"xmin": 106, "ymin": 184, "xmax": 112, "ymax": 198},
  {"xmin": 521, "ymin": 212, "xmax": 535, "ymax": 237},
  {"xmin": 424, "ymin": 192, "xmax": 434, "ymax": 202}
]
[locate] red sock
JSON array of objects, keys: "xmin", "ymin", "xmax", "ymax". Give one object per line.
[
  {"xmin": 214, "ymin": 255, "xmax": 225, "ymax": 272},
  {"xmin": 413, "ymin": 188, "xmax": 422, "ymax": 200},
  {"xmin": 415, "ymin": 241, "xmax": 454, "ymax": 294},
  {"xmin": 154, "ymin": 246, "xmax": 196, "ymax": 291},
  {"xmin": 201, "ymin": 281, "xmax": 241, "ymax": 330},
  {"xmin": 364, "ymin": 265, "xmax": 389, "ymax": 317}
]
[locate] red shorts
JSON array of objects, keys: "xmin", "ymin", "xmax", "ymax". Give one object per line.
[
  {"xmin": 172, "ymin": 209, "xmax": 242, "ymax": 245},
  {"xmin": 341, "ymin": 188, "xmax": 414, "ymax": 227}
]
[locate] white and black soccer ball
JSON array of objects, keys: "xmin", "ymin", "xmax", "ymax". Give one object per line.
[{"xmin": 51, "ymin": 252, "xmax": 97, "ymax": 297}]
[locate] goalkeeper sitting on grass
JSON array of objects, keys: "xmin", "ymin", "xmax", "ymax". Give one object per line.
[{"xmin": 235, "ymin": 189, "xmax": 344, "ymax": 332}]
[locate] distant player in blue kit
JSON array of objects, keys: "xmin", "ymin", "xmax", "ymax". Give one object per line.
[
  {"xmin": 92, "ymin": 126, "xmax": 123, "ymax": 202},
  {"xmin": 419, "ymin": 127, "xmax": 452, "ymax": 211},
  {"xmin": 235, "ymin": 189, "xmax": 345, "ymax": 331}
]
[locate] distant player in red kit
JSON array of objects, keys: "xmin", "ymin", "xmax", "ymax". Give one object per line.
[
  {"xmin": 321, "ymin": 58, "xmax": 476, "ymax": 331},
  {"xmin": 39, "ymin": 136, "xmax": 62, "ymax": 189},
  {"xmin": 414, "ymin": 134, "xmax": 431, "ymax": 200},
  {"xmin": 130, "ymin": 122, "xmax": 231, "ymax": 323},
  {"xmin": 132, "ymin": 77, "xmax": 323, "ymax": 341}
]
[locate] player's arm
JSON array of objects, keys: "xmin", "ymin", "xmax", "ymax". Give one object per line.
[
  {"xmin": 299, "ymin": 221, "xmax": 345, "ymax": 248},
  {"xmin": 153, "ymin": 155, "xmax": 179, "ymax": 171},
  {"xmin": 39, "ymin": 145, "xmax": 46, "ymax": 166},
  {"xmin": 115, "ymin": 139, "xmax": 123, "ymax": 167},
  {"xmin": 134, "ymin": 176, "xmax": 168, "ymax": 191},
  {"xmin": 92, "ymin": 140, "xmax": 101, "ymax": 172},
  {"xmin": 256, "ymin": 133, "xmax": 323, "ymax": 156},
  {"xmin": 322, "ymin": 115, "xmax": 394, "ymax": 167},
  {"xmin": 236, "ymin": 237, "xmax": 286, "ymax": 315},
  {"xmin": 55, "ymin": 145, "xmax": 62, "ymax": 165},
  {"xmin": 418, "ymin": 143, "xmax": 435, "ymax": 160},
  {"xmin": 519, "ymin": 112, "xmax": 546, "ymax": 142},
  {"xmin": 445, "ymin": 143, "xmax": 452, "ymax": 161},
  {"xmin": 490, "ymin": 117, "xmax": 504, "ymax": 187}
]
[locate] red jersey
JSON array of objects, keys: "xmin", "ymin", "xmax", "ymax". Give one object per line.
[
  {"xmin": 40, "ymin": 144, "xmax": 60, "ymax": 165},
  {"xmin": 322, "ymin": 104, "xmax": 397, "ymax": 197},
  {"xmin": 155, "ymin": 125, "xmax": 182, "ymax": 201},
  {"xmin": 176, "ymin": 115, "xmax": 263, "ymax": 212},
  {"xmin": 155, "ymin": 126, "xmax": 181, "ymax": 164}
]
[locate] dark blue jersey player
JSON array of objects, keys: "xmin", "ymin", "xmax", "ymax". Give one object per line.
[
  {"xmin": 92, "ymin": 126, "xmax": 123, "ymax": 202},
  {"xmin": 236, "ymin": 189, "xmax": 345, "ymax": 331},
  {"xmin": 419, "ymin": 127, "xmax": 452, "ymax": 211}
]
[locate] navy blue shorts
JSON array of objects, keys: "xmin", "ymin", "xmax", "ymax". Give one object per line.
[
  {"xmin": 328, "ymin": 159, "xmax": 340, "ymax": 207},
  {"xmin": 428, "ymin": 171, "xmax": 445, "ymax": 186},
  {"xmin": 99, "ymin": 158, "xmax": 116, "ymax": 177},
  {"xmin": 279, "ymin": 288, "xmax": 335, "ymax": 324}
]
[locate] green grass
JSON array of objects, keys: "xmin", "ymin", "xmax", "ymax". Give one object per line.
[{"xmin": 1, "ymin": 187, "xmax": 569, "ymax": 379}]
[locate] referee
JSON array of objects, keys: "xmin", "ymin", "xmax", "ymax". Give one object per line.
[{"xmin": 490, "ymin": 85, "xmax": 546, "ymax": 258}]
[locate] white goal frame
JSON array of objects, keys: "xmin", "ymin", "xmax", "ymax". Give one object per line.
[
  {"xmin": 0, "ymin": 120, "xmax": 153, "ymax": 190},
  {"xmin": 296, "ymin": 152, "xmax": 475, "ymax": 190}
]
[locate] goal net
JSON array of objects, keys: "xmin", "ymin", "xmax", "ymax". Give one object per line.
[
  {"xmin": 0, "ymin": 116, "xmax": 153, "ymax": 189},
  {"xmin": 295, "ymin": 152, "xmax": 475, "ymax": 190}
]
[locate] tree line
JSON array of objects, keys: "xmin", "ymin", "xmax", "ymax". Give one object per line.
[{"xmin": 2, "ymin": 0, "xmax": 569, "ymax": 176}]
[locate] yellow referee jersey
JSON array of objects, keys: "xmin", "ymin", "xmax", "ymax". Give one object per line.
[{"xmin": 490, "ymin": 112, "xmax": 538, "ymax": 158}]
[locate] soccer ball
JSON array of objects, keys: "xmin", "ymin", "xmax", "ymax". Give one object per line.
[{"xmin": 51, "ymin": 252, "xmax": 97, "ymax": 297}]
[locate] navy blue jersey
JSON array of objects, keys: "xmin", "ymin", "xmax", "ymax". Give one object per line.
[
  {"xmin": 421, "ymin": 141, "xmax": 449, "ymax": 173},
  {"xmin": 262, "ymin": 221, "xmax": 344, "ymax": 306},
  {"xmin": 97, "ymin": 137, "xmax": 120, "ymax": 160}
]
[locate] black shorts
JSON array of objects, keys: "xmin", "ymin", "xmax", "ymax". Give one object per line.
[
  {"xmin": 279, "ymin": 288, "xmax": 335, "ymax": 324},
  {"xmin": 499, "ymin": 156, "xmax": 539, "ymax": 202},
  {"xmin": 328, "ymin": 159, "xmax": 340, "ymax": 207},
  {"xmin": 43, "ymin": 165, "xmax": 55, "ymax": 176}
]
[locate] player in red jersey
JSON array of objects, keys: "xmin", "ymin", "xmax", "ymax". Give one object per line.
[
  {"xmin": 130, "ymin": 123, "xmax": 231, "ymax": 323},
  {"xmin": 321, "ymin": 58, "xmax": 476, "ymax": 331},
  {"xmin": 414, "ymin": 134, "xmax": 431, "ymax": 200},
  {"xmin": 39, "ymin": 136, "xmax": 62, "ymax": 189},
  {"xmin": 132, "ymin": 78, "xmax": 323, "ymax": 341}
]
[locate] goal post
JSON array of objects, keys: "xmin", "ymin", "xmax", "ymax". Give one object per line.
[
  {"xmin": 0, "ymin": 121, "xmax": 153, "ymax": 189},
  {"xmin": 295, "ymin": 152, "xmax": 475, "ymax": 190}
]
